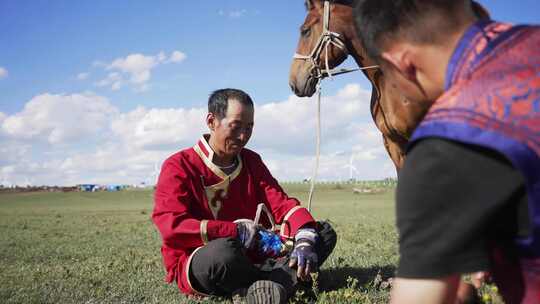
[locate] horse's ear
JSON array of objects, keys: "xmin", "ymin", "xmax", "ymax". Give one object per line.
[
  {"xmin": 305, "ymin": 0, "xmax": 324, "ymax": 10},
  {"xmin": 305, "ymin": 0, "xmax": 313, "ymax": 11}
]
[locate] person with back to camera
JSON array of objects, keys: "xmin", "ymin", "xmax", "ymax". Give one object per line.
[
  {"xmin": 152, "ymin": 88, "xmax": 337, "ymax": 304},
  {"xmin": 353, "ymin": 0, "xmax": 540, "ymax": 303}
]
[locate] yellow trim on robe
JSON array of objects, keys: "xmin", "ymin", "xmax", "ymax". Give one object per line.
[
  {"xmin": 200, "ymin": 220, "xmax": 209, "ymax": 244},
  {"xmin": 280, "ymin": 206, "xmax": 305, "ymax": 237},
  {"xmin": 185, "ymin": 246, "xmax": 210, "ymax": 297},
  {"xmin": 193, "ymin": 135, "xmax": 244, "ymax": 219}
]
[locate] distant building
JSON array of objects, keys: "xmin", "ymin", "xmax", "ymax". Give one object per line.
[
  {"xmin": 106, "ymin": 185, "xmax": 122, "ymax": 191},
  {"xmin": 78, "ymin": 184, "xmax": 97, "ymax": 192}
]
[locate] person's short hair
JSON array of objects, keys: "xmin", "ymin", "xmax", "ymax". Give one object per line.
[
  {"xmin": 353, "ymin": 0, "xmax": 470, "ymax": 61},
  {"xmin": 208, "ymin": 88, "xmax": 254, "ymax": 119}
]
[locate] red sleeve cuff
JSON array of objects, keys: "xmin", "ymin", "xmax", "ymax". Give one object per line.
[
  {"xmin": 279, "ymin": 207, "xmax": 315, "ymax": 239},
  {"xmin": 206, "ymin": 220, "xmax": 238, "ymax": 242}
]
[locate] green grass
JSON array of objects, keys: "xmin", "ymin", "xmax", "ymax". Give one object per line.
[{"xmin": 0, "ymin": 185, "xmax": 499, "ymax": 303}]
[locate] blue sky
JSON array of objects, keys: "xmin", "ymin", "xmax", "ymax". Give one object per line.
[{"xmin": 0, "ymin": 1, "xmax": 539, "ymax": 186}]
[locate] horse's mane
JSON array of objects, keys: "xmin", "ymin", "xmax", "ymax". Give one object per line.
[{"xmin": 304, "ymin": 0, "xmax": 355, "ymax": 11}]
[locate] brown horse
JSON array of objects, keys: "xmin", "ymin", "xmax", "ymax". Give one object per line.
[{"xmin": 289, "ymin": 0, "xmax": 488, "ymax": 171}]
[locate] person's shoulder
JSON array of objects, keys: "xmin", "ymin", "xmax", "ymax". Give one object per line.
[
  {"xmin": 163, "ymin": 147, "xmax": 197, "ymax": 166},
  {"xmin": 240, "ymin": 147, "xmax": 262, "ymax": 161}
]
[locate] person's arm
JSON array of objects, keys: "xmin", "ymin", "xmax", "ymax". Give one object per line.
[
  {"xmin": 152, "ymin": 156, "xmax": 237, "ymax": 250},
  {"xmin": 249, "ymin": 152, "xmax": 320, "ymax": 280},
  {"xmin": 250, "ymin": 153, "xmax": 315, "ymax": 237},
  {"xmin": 390, "ymin": 276, "xmax": 460, "ymax": 304}
]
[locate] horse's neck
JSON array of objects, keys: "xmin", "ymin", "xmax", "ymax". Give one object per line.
[
  {"xmin": 347, "ymin": 38, "xmax": 378, "ymax": 80},
  {"xmin": 347, "ymin": 36, "xmax": 428, "ymax": 140}
]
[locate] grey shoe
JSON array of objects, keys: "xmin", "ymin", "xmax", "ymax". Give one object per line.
[{"xmin": 246, "ymin": 280, "xmax": 287, "ymax": 304}]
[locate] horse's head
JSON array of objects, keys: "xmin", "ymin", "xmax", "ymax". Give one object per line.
[{"xmin": 289, "ymin": 0, "xmax": 354, "ymax": 97}]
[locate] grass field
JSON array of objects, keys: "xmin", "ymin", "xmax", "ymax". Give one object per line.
[{"xmin": 0, "ymin": 184, "xmax": 499, "ymax": 303}]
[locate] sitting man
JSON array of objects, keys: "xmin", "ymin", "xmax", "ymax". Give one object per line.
[
  {"xmin": 353, "ymin": 0, "xmax": 539, "ymax": 303},
  {"xmin": 152, "ymin": 88, "xmax": 337, "ymax": 304}
]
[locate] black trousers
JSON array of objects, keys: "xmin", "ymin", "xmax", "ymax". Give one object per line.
[{"xmin": 189, "ymin": 221, "xmax": 337, "ymax": 296}]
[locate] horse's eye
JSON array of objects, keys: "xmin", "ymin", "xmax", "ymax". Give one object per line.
[{"xmin": 301, "ymin": 27, "xmax": 311, "ymax": 37}]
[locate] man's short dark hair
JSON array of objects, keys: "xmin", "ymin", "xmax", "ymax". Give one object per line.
[
  {"xmin": 208, "ymin": 88, "xmax": 254, "ymax": 119},
  {"xmin": 353, "ymin": 0, "xmax": 470, "ymax": 60}
]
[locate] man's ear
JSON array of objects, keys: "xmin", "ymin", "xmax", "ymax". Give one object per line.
[
  {"xmin": 206, "ymin": 113, "xmax": 216, "ymax": 131},
  {"xmin": 381, "ymin": 49, "xmax": 417, "ymax": 82}
]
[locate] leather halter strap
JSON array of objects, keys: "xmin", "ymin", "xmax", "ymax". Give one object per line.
[{"xmin": 293, "ymin": 1, "xmax": 378, "ymax": 80}]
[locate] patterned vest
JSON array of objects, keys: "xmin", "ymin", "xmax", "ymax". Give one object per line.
[{"xmin": 410, "ymin": 20, "xmax": 540, "ymax": 302}]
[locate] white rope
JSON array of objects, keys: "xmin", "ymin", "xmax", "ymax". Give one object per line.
[{"xmin": 307, "ymin": 83, "xmax": 322, "ymax": 213}]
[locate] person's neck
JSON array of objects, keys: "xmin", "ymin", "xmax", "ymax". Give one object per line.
[{"xmin": 207, "ymin": 136, "xmax": 235, "ymax": 167}]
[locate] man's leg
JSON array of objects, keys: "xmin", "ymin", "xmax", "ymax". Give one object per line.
[
  {"xmin": 315, "ymin": 220, "xmax": 338, "ymax": 267},
  {"xmin": 189, "ymin": 238, "xmax": 263, "ymax": 296}
]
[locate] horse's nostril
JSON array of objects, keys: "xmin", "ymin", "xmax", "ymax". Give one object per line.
[{"xmin": 290, "ymin": 83, "xmax": 298, "ymax": 94}]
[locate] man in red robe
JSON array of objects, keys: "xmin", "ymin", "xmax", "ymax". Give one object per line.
[{"xmin": 152, "ymin": 88, "xmax": 336, "ymax": 304}]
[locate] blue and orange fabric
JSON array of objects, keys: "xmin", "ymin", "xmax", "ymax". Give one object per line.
[{"xmin": 410, "ymin": 20, "xmax": 540, "ymax": 302}]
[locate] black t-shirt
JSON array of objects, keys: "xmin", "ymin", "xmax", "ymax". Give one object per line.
[{"xmin": 396, "ymin": 138, "xmax": 529, "ymax": 278}]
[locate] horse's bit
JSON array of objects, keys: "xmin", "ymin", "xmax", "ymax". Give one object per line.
[{"xmin": 293, "ymin": 0, "xmax": 378, "ymax": 81}]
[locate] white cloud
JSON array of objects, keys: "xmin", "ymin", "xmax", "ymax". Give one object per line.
[
  {"xmin": 111, "ymin": 106, "xmax": 206, "ymax": 149},
  {"xmin": 77, "ymin": 72, "xmax": 89, "ymax": 80},
  {"xmin": 92, "ymin": 60, "xmax": 106, "ymax": 67},
  {"xmin": 0, "ymin": 84, "xmax": 395, "ymax": 186},
  {"xmin": 95, "ymin": 50, "xmax": 186, "ymax": 92},
  {"xmin": 0, "ymin": 142, "xmax": 30, "ymax": 167},
  {"xmin": 108, "ymin": 53, "xmax": 155, "ymax": 84},
  {"xmin": 338, "ymin": 83, "xmax": 363, "ymax": 99},
  {"xmin": 169, "ymin": 51, "xmax": 187, "ymax": 63},
  {"xmin": 249, "ymin": 84, "xmax": 392, "ymax": 181},
  {"xmin": 218, "ymin": 9, "xmax": 249, "ymax": 19},
  {"xmin": 229, "ymin": 9, "xmax": 247, "ymax": 18},
  {"xmin": 0, "ymin": 67, "xmax": 8, "ymax": 79},
  {"xmin": 157, "ymin": 51, "xmax": 167, "ymax": 63},
  {"xmin": 250, "ymin": 83, "xmax": 373, "ymax": 154},
  {"xmin": 258, "ymin": 146, "xmax": 393, "ymax": 182},
  {"xmin": 95, "ymin": 72, "xmax": 124, "ymax": 90},
  {"xmin": 1, "ymin": 93, "xmax": 117, "ymax": 144}
]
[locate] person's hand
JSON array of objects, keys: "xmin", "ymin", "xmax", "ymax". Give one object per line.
[
  {"xmin": 470, "ymin": 271, "xmax": 491, "ymax": 289},
  {"xmin": 288, "ymin": 228, "xmax": 318, "ymax": 281},
  {"xmin": 236, "ymin": 221, "xmax": 259, "ymax": 250}
]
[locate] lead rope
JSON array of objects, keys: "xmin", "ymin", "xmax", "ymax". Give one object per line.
[{"xmin": 307, "ymin": 82, "xmax": 322, "ymax": 213}]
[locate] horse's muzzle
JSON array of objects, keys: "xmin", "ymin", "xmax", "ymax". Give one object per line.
[{"xmin": 289, "ymin": 76, "xmax": 318, "ymax": 97}]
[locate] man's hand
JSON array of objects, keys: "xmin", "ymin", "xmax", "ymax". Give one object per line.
[
  {"xmin": 470, "ymin": 271, "xmax": 491, "ymax": 289},
  {"xmin": 390, "ymin": 276, "xmax": 460, "ymax": 304},
  {"xmin": 289, "ymin": 228, "xmax": 318, "ymax": 281},
  {"xmin": 236, "ymin": 221, "xmax": 259, "ymax": 250}
]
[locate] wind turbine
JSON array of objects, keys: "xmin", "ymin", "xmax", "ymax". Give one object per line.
[
  {"xmin": 345, "ymin": 152, "xmax": 359, "ymax": 181},
  {"xmin": 23, "ymin": 177, "xmax": 32, "ymax": 188}
]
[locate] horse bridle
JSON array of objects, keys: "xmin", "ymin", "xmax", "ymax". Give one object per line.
[{"xmin": 293, "ymin": 0, "xmax": 378, "ymax": 82}]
